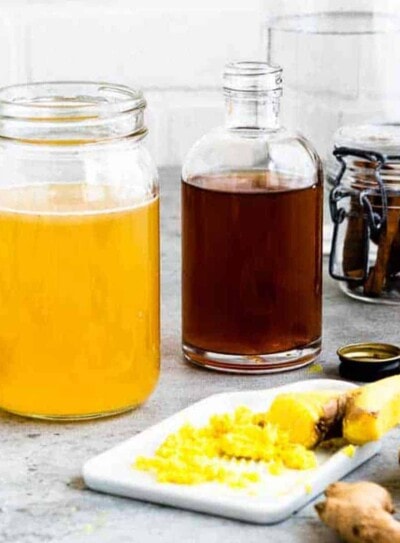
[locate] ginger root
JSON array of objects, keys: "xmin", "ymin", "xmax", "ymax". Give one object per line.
[{"xmin": 315, "ymin": 481, "xmax": 400, "ymax": 543}]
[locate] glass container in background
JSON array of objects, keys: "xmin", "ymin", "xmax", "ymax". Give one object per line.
[
  {"xmin": 0, "ymin": 82, "xmax": 160, "ymax": 419},
  {"xmin": 329, "ymin": 124, "xmax": 400, "ymax": 305},
  {"xmin": 264, "ymin": 0, "xmax": 400, "ymax": 163},
  {"xmin": 181, "ymin": 62, "xmax": 323, "ymax": 373}
]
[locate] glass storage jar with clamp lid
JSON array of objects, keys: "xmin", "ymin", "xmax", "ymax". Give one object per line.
[{"xmin": 329, "ymin": 124, "xmax": 400, "ymax": 304}]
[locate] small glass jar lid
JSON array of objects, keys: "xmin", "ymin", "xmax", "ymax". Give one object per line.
[{"xmin": 334, "ymin": 123, "xmax": 400, "ymax": 154}]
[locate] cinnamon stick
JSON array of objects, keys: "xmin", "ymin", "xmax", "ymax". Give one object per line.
[
  {"xmin": 342, "ymin": 196, "xmax": 365, "ymax": 281},
  {"xmin": 364, "ymin": 205, "xmax": 400, "ymax": 296},
  {"xmin": 386, "ymin": 196, "xmax": 400, "ymax": 278}
]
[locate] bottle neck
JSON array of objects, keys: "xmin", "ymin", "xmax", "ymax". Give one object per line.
[{"xmin": 224, "ymin": 94, "xmax": 280, "ymax": 131}]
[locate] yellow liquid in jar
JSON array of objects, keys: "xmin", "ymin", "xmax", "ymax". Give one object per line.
[{"xmin": 0, "ymin": 183, "xmax": 160, "ymax": 418}]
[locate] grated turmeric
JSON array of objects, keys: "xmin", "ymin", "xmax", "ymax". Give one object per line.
[{"xmin": 134, "ymin": 406, "xmax": 317, "ymax": 488}]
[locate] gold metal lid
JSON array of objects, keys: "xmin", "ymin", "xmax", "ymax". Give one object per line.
[
  {"xmin": 337, "ymin": 342, "xmax": 400, "ymax": 382},
  {"xmin": 337, "ymin": 342, "xmax": 400, "ymax": 364}
]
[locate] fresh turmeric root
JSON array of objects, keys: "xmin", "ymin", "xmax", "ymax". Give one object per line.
[
  {"xmin": 264, "ymin": 391, "xmax": 347, "ymax": 448},
  {"xmin": 343, "ymin": 375, "xmax": 400, "ymax": 445},
  {"xmin": 262, "ymin": 375, "xmax": 400, "ymax": 450},
  {"xmin": 315, "ymin": 481, "xmax": 400, "ymax": 543}
]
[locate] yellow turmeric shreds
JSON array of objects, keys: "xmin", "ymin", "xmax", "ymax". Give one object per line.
[
  {"xmin": 306, "ymin": 363, "xmax": 324, "ymax": 375},
  {"xmin": 341, "ymin": 444, "xmax": 356, "ymax": 458},
  {"xmin": 133, "ymin": 406, "xmax": 317, "ymax": 488}
]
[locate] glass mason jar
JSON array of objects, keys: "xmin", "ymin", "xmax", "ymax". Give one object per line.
[
  {"xmin": 328, "ymin": 124, "xmax": 400, "ymax": 304},
  {"xmin": 181, "ymin": 62, "xmax": 323, "ymax": 373},
  {"xmin": 0, "ymin": 82, "xmax": 160, "ymax": 419}
]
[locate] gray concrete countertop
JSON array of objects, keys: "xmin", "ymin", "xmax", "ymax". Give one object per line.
[{"xmin": 1, "ymin": 167, "xmax": 400, "ymax": 543}]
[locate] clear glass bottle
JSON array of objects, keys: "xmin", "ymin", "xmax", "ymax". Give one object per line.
[
  {"xmin": 0, "ymin": 82, "xmax": 159, "ymax": 419},
  {"xmin": 181, "ymin": 61, "xmax": 323, "ymax": 373}
]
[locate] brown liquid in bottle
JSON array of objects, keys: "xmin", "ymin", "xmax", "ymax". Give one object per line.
[{"xmin": 182, "ymin": 171, "xmax": 322, "ymax": 362}]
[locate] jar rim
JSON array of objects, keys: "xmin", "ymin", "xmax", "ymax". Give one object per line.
[
  {"xmin": 0, "ymin": 81, "xmax": 146, "ymax": 120},
  {"xmin": 0, "ymin": 82, "xmax": 147, "ymax": 144},
  {"xmin": 266, "ymin": 11, "xmax": 400, "ymax": 36}
]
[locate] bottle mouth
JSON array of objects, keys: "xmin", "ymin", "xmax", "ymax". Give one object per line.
[
  {"xmin": 0, "ymin": 81, "xmax": 147, "ymax": 143},
  {"xmin": 223, "ymin": 61, "xmax": 283, "ymax": 95}
]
